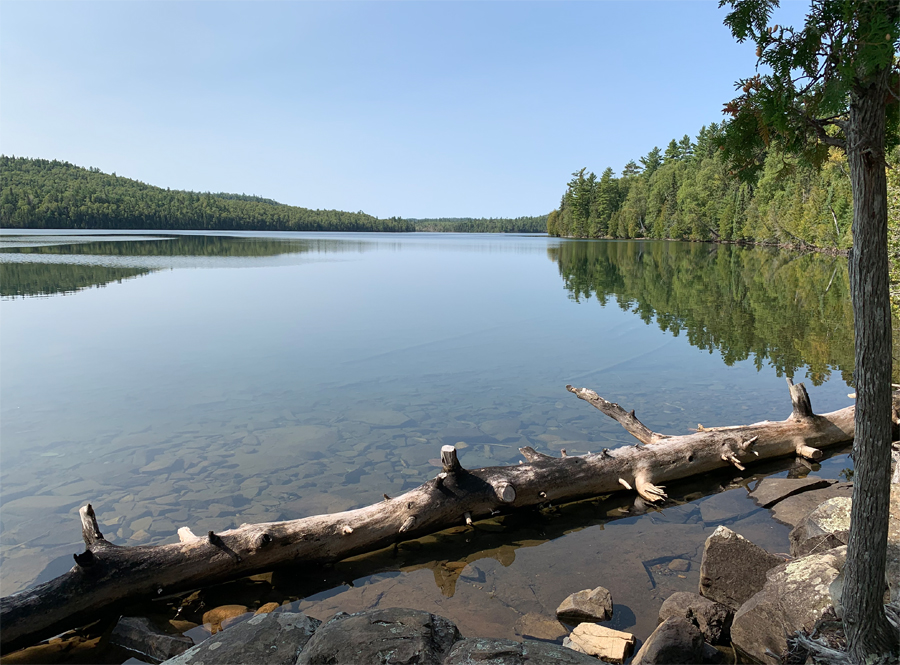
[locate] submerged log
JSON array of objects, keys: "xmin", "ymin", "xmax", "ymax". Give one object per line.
[{"xmin": 0, "ymin": 380, "xmax": 885, "ymax": 653}]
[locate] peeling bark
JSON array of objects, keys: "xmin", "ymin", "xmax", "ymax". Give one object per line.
[{"xmin": 0, "ymin": 381, "xmax": 884, "ymax": 654}]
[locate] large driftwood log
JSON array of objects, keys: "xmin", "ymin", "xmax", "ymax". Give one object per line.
[{"xmin": 0, "ymin": 381, "xmax": 886, "ymax": 653}]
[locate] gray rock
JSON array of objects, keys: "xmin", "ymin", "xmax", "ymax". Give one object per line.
[
  {"xmin": 556, "ymin": 586, "xmax": 614, "ymax": 623},
  {"xmin": 443, "ymin": 637, "xmax": 602, "ymax": 664},
  {"xmin": 162, "ymin": 611, "xmax": 320, "ymax": 665},
  {"xmin": 667, "ymin": 559, "xmax": 690, "ymax": 572},
  {"xmin": 657, "ymin": 591, "xmax": 733, "ymax": 645},
  {"xmin": 789, "ymin": 497, "xmax": 851, "ymax": 557},
  {"xmin": 111, "ymin": 616, "xmax": 193, "ymax": 663},
  {"xmin": 698, "ymin": 526, "xmax": 784, "ymax": 611},
  {"xmin": 731, "ymin": 547, "xmax": 846, "ymax": 665},
  {"xmin": 769, "ymin": 483, "xmax": 853, "ymax": 528},
  {"xmin": 698, "ymin": 489, "xmax": 757, "ymax": 524},
  {"xmin": 631, "ymin": 618, "xmax": 707, "ymax": 665},
  {"xmin": 296, "ymin": 608, "xmax": 460, "ymax": 665},
  {"xmin": 748, "ymin": 476, "xmax": 834, "ymax": 508}
]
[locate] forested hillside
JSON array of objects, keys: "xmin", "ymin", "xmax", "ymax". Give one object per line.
[
  {"xmin": 547, "ymin": 122, "xmax": 900, "ymax": 250},
  {"xmin": 0, "ymin": 157, "xmax": 414, "ymax": 232},
  {"xmin": 411, "ymin": 216, "xmax": 548, "ymax": 233}
]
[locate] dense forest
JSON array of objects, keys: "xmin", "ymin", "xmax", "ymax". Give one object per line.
[
  {"xmin": 0, "ymin": 157, "xmax": 415, "ymax": 232},
  {"xmin": 547, "ymin": 122, "xmax": 900, "ymax": 251},
  {"xmin": 548, "ymin": 240, "xmax": 855, "ymax": 385},
  {"xmin": 410, "ymin": 216, "xmax": 548, "ymax": 233}
]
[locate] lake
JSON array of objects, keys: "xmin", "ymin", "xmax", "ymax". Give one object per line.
[{"xmin": 0, "ymin": 231, "xmax": 858, "ymax": 661}]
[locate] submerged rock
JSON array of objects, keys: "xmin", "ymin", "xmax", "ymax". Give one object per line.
[
  {"xmin": 769, "ymin": 482, "xmax": 853, "ymax": 528},
  {"xmin": 162, "ymin": 611, "xmax": 320, "ymax": 665},
  {"xmin": 296, "ymin": 607, "xmax": 459, "ymax": 665},
  {"xmin": 730, "ymin": 547, "xmax": 846, "ymax": 664},
  {"xmin": 748, "ymin": 476, "xmax": 834, "ymax": 508},
  {"xmin": 556, "ymin": 586, "xmax": 614, "ymax": 623},
  {"xmin": 562, "ymin": 624, "xmax": 635, "ymax": 664},
  {"xmin": 111, "ymin": 616, "xmax": 193, "ymax": 663},
  {"xmin": 657, "ymin": 591, "xmax": 732, "ymax": 645},
  {"xmin": 445, "ymin": 637, "xmax": 601, "ymax": 664},
  {"xmin": 698, "ymin": 526, "xmax": 783, "ymax": 611},
  {"xmin": 514, "ymin": 613, "xmax": 568, "ymax": 641}
]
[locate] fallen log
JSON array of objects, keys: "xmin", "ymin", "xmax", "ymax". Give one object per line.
[{"xmin": 0, "ymin": 380, "xmax": 887, "ymax": 653}]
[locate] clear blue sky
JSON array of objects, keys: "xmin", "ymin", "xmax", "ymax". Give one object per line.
[{"xmin": 0, "ymin": 1, "xmax": 809, "ymax": 219}]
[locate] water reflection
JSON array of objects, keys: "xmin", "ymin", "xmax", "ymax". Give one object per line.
[
  {"xmin": 549, "ymin": 240, "xmax": 854, "ymax": 385},
  {"xmin": 0, "ymin": 263, "xmax": 154, "ymax": 298}
]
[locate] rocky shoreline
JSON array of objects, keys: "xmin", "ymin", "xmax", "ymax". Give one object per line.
[{"xmin": 77, "ymin": 470, "xmax": 896, "ymax": 665}]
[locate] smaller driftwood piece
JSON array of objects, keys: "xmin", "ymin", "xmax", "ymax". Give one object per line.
[{"xmin": 1, "ymin": 380, "xmax": 888, "ymax": 654}]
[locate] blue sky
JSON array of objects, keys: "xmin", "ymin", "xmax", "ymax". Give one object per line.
[{"xmin": 0, "ymin": 1, "xmax": 809, "ymax": 218}]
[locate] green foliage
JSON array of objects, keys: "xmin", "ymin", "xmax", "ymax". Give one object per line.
[
  {"xmin": 0, "ymin": 157, "xmax": 415, "ymax": 232},
  {"xmin": 410, "ymin": 216, "xmax": 548, "ymax": 233},
  {"xmin": 547, "ymin": 121, "xmax": 856, "ymax": 249}
]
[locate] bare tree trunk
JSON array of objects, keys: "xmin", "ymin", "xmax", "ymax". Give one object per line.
[
  {"xmin": 0, "ymin": 382, "xmax": 874, "ymax": 654},
  {"xmin": 844, "ymin": 52, "xmax": 899, "ymax": 661}
]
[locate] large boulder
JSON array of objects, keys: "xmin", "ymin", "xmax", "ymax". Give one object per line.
[
  {"xmin": 789, "ymin": 497, "xmax": 851, "ymax": 557},
  {"xmin": 444, "ymin": 637, "xmax": 602, "ymax": 664},
  {"xmin": 162, "ymin": 611, "xmax": 320, "ymax": 665},
  {"xmin": 790, "ymin": 484, "xmax": 900, "ymax": 603},
  {"xmin": 631, "ymin": 617, "xmax": 718, "ymax": 665},
  {"xmin": 657, "ymin": 591, "xmax": 732, "ymax": 645},
  {"xmin": 562, "ymin": 624, "xmax": 635, "ymax": 664},
  {"xmin": 296, "ymin": 608, "xmax": 460, "ymax": 665},
  {"xmin": 730, "ymin": 547, "xmax": 846, "ymax": 665},
  {"xmin": 556, "ymin": 586, "xmax": 614, "ymax": 623},
  {"xmin": 110, "ymin": 616, "xmax": 193, "ymax": 662},
  {"xmin": 698, "ymin": 526, "xmax": 784, "ymax": 611}
]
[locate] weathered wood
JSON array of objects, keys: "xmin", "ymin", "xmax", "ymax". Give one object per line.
[{"xmin": 0, "ymin": 383, "xmax": 885, "ymax": 654}]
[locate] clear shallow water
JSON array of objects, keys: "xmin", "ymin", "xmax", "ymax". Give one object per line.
[{"xmin": 0, "ymin": 231, "xmax": 858, "ymax": 660}]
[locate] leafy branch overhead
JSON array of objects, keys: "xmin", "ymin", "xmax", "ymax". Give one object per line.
[{"xmin": 720, "ymin": 0, "xmax": 900, "ymax": 178}]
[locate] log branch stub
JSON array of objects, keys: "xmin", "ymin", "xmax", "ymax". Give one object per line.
[
  {"xmin": 178, "ymin": 527, "xmax": 200, "ymax": 543},
  {"xmin": 787, "ymin": 378, "xmax": 814, "ymax": 419},
  {"xmin": 722, "ymin": 453, "xmax": 746, "ymax": 471},
  {"xmin": 464, "ymin": 512, "xmax": 473, "ymax": 526},
  {"xmin": 796, "ymin": 445, "xmax": 824, "ymax": 460},
  {"xmin": 618, "ymin": 478, "xmax": 633, "ymax": 490},
  {"xmin": 519, "ymin": 447, "xmax": 554, "ymax": 463},
  {"xmin": 566, "ymin": 385, "xmax": 666, "ymax": 445},
  {"xmin": 399, "ymin": 516, "xmax": 416, "ymax": 533},
  {"xmin": 79, "ymin": 504, "xmax": 103, "ymax": 546},
  {"xmin": 441, "ymin": 445, "xmax": 462, "ymax": 473},
  {"xmin": 494, "ymin": 482, "xmax": 516, "ymax": 503},
  {"xmin": 635, "ymin": 475, "xmax": 667, "ymax": 502}
]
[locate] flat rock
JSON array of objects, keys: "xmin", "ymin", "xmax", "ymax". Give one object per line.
[
  {"xmin": 698, "ymin": 489, "xmax": 758, "ymax": 524},
  {"xmin": 631, "ymin": 617, "xmax": 705, "ymax": 665},
  {"xmin": 748, "ymin": 476, "xmax": 834, "ymax": 508},
  {"xmin": 111, "ymin": 616, "xmax": 193, "ymax": 662},
  {"xmin": 556, "ymin": 586, "xmax": 614, "ymax": 623},
  {"xmin": 350, "ymin": 410, "xmax": 412, "ymax": 427},
  {"xmin": 731, "ymin": 547, "xmax": 846, "ymax": 665},
  {"xmin": 667, "ymin": 559, "xmax": 690, "ymax": 572},
  {"xmin": 444, "ymin": 637, "xmax": 601, "ymax": 664},
  {"xmin": 698, "ymin": 526, "xmax": 783, "ymax": 611},
  {"xmin": 162, "ymin": 611, "xmax": 320, "ymax": 665},
  {"xmin": 563, "ymin": 624, "xmax": 635, "ymax": 664},
  {"xmin": 769, "ymin": 483, "xmax": 853, "ymax": 527},
  {"xmin": 789, "ymin": 497, "xmax": 851, "ymax": 557},
  {"xmin": 657, "ymin": 591, "xmax": 732, "ymax": 645},
  {"xmin": 296, "ymin": 607, "xmax": 459, "ymax": 665},
  {"xmin": 514, "ymin": 613, "xmax": 568, "ymax": 641}
]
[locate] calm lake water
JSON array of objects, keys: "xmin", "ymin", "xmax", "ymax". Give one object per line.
[{"xmin": 0, "ymin": 231, "xmax": 858, "ymax": 661}]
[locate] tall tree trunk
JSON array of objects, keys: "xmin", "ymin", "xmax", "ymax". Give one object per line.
[{"xmin": 844, "ymin": 60, "xmax": 898, "ymax": 661}]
